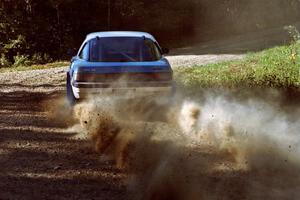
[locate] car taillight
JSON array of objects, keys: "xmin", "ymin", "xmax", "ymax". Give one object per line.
[
  {"xmin": 74, "ymin": 73, "xmax": 106, "ymax": 82},
  {"xmin": 73, "ymin": 72, "xmax": 172, "ymax": 82},
  {"xmin": 73, "ymin": 72, "xmax": 79, "ymax": 81}
]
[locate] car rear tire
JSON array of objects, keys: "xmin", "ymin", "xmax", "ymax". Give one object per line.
[{"xmin": 66, "ymin": 72, "xmax": 77, "ymax": 106}]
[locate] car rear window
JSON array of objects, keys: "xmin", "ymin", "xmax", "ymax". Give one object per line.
[{"xmin": 89, "ymin": 37, "xmax": 162, "ymax": 62}]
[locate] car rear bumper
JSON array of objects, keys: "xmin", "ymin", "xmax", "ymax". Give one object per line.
[{"xmin": 71, "ymin": 81, "xmax": 174, "ymax": 99}]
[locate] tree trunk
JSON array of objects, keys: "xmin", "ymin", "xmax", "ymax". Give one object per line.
[
  {"xmin": 55, "ymin": 4, "xmax": 62, "ymax": 54},
  {"xmin": 107, "ymin": 0, "xmax": 111, "ymax": 30}
]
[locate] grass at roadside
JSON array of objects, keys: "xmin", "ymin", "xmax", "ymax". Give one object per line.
[
  {"xmin": 0, "ymin": 61, "xmax": 69, "ymax": 73},
  {"xmin": 175, "ymin": 43, "xmax": 300, "ymax": 89}
]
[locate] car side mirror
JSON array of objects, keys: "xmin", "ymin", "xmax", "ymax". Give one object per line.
[
  {"xmin": 71, "ymin": 56, "xmax": 77, "ymax": 63},
  {"xmin": 161, "ymin": 47, "xmax": 169, "ymax": 55}
]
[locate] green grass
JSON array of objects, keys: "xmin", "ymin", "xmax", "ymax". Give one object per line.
[
  {"xmin": 0, "ymin": 61, "xmax": 69, "ymax": 73},
  {"xmin": 175, "ymin": 43, "xmax": 300, "ymax": 89}
]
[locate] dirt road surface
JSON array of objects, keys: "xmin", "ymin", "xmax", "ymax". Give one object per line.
[
  {"xmin": 0, "ymin": 83, "xmax": 128, "ymax": 200},
  {"xmin": 0, "ymin": 54, "xmax": 262, "ymax": 200}
]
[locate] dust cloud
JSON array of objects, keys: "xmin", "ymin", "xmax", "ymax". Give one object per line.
[{"xmin": 72, "ymin": 90, "xmax": 300, "ymax": 200}]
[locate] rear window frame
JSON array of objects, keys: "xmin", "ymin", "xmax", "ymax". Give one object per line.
[{"xmin": 88, "ymin": 36, "xmax": 162, "ymax": 62}]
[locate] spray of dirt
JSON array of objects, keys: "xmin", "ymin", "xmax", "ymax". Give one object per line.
[
  {"xmin": 72, "ymin": 90, "xmax": 300, "ymax": 200},
  {"xmin": 42, "ymin": 93, "xmax": 78, "ymax": 128}
]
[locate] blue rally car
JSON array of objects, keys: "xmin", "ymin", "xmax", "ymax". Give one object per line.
[{"xmin": 67, "ymin": 31, "xmax": 173, "ymax": 104}]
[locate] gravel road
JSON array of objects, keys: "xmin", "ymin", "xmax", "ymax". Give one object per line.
[
  {"xmin": 166, "ymin": 54, "xmax": 244, "ymax": 67},
  {"xmin": 0, "ymin": 54, "xmax": 249, "ymax": 200}
]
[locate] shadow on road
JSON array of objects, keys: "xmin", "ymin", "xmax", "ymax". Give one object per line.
[{"xmin": 0, "ymin": 90, "xmax": 128, "ymax": 200}]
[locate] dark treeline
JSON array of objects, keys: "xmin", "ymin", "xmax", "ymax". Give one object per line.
[{"xmin": 0, "ymin": 0, "xmax": 299, "ymax": 66}]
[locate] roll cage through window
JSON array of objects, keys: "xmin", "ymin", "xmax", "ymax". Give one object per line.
[{"xmin": 84, "ymin": 37, "xmax": 162, "ymax": 62}]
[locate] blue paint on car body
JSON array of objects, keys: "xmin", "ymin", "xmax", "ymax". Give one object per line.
[{"xmin": 66, "ymin": 31, "xmax": 173, "ymax": 102}]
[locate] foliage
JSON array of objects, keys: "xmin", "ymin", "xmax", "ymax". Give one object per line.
[
  {"xmin": 13, "ymin": 54, "xmax": 31, "ymax": 67},
  {"xmin": 175, "ymin": 43, "xmax": 300, "ymax": 89},
  {"xmin": 0, "ymin": 0, "xmax": 300, "ymax": 67},
  {"xmin": 284, "ymin": 25, "xmax": 300, "ymax": 43},
  {"xmin": 32, "ymin": 53, "xmax": 53, "ymax": 64},
  {"xmin": 3, "ymin": 35, "xmax": 26, "ymax": 51},
  {"xmin": 0, "ymin": 54, "xmax": 11, "ymax": 68}
]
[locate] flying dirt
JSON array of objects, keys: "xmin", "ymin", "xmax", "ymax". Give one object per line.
[{"xmin": 73, "ymin": 89, "xmax": 300, "ymax": 200}]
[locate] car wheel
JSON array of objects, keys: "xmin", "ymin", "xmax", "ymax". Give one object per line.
[{"xmin": 66, "ymin": 72, "xmax": 77, "ymax": 106}]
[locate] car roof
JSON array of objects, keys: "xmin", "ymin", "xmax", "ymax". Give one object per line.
[{"xmin": 84, "ymin": 31, "xmax": 157, "ymax": 43}]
